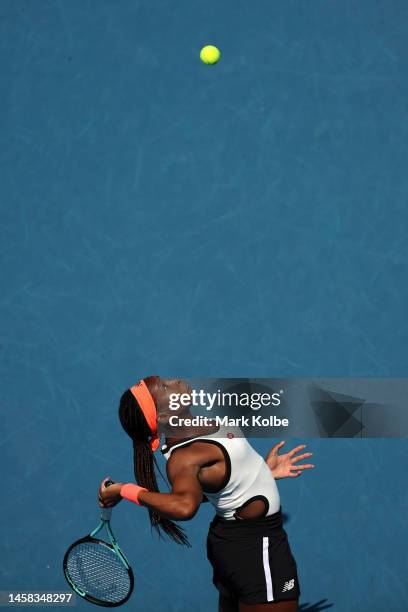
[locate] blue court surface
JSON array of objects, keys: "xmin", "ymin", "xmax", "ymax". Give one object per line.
[{"xmin": 1, "ymin": 1, "xmax": 407, "ymax": 610}]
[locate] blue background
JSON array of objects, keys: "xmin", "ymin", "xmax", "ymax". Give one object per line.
[{"xmin": 1, "ymin": 1, "xmax": 407, "ymax": 610}]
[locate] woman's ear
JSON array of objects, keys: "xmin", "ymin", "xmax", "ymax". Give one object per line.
[
  {"xmin": 156, "ymin": 409, "xmax": 170, "ymax": 425},
  {"xmin": 157, "ymin": 412, "xmax": 169, "ymax": 425}
]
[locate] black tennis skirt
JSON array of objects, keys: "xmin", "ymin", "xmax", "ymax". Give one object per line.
[{"xmin": 207, "ymin": 508, "xmax": 300, "ymax": 605}]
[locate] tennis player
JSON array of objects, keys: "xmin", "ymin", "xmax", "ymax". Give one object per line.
[{"xmin": 98, "ymin": 377, "xmax": 315, "ymax": 611}]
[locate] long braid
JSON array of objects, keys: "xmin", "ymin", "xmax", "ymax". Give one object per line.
[{"xmin": 118, "ymin": 389, "xmax": 190, "ymax": 547}]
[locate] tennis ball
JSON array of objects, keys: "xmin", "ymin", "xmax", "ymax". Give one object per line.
[{"xmin": 200, "ymin": 45, "xmax": 221, "ymax": 65}]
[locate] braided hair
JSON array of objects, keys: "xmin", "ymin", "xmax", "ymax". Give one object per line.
[{"xmin": 118, "ymin": 389, "xmax": 190, "ymax": 546}]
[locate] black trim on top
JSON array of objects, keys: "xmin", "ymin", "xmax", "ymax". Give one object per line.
[
  {"xmin": 233, "ymin": 495, "xmax": 270, "ymax": 520},
  {"xmin": 161, "ymin": 422, "xmax": 221, "ymax": 455},
  {"xmin": 161, "ymin": 438, "xmax": 194, "ymax": 455}
]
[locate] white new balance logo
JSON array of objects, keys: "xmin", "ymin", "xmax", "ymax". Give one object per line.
[{"xmin": 282, "ymin": 579, "xmax": 295, "ymax": 593}]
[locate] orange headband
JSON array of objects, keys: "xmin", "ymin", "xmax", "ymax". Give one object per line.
[{"xmin": 130, "ymin": 380, "xmax": 160, "ymax": 451}]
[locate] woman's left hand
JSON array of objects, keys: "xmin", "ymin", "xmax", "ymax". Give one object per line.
[
  {"xmin": 98, "ymin": 477, "xmax": 124, "ymax": 508},
  {"xmin": 265, "ymin": 442, "xmax": 315, "ymax": 479}
]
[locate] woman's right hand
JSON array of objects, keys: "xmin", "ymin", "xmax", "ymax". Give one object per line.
[{"xmin": 98, "ymin": 476, "xmax": 124, "ymax": 508}]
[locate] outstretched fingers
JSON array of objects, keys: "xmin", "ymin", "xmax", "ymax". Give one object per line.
[
  {"xmin": 270, "ymin": 441, "xmax": 286, "ymax": 455},
  {"xmin": 286, "ymin": 444, "xmax": 306, "ymax": 458},
  {"xmin": 288, "ymin": 464, "xmax": 314, "ymax": 477},
  {"xmin": 291, "ymin": 452, "xmax": 313, "ymax": 464}
]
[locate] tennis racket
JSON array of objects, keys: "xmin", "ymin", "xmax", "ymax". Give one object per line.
[{"xmin": 63, "ymin": 479, "xmax": 134, "ymax": 607}]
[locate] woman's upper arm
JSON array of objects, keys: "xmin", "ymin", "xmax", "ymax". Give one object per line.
[{"xmin": 166, "ymin": 444, "xmax": 215, "ymax": 507}]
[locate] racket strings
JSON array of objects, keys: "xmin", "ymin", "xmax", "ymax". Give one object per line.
[{"xmin": 66, "ymin": 540, "xmax": 131, "ymax": 603}]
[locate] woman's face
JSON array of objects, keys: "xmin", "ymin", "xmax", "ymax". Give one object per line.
[{"xmin": 144, "ymin": 376, "xmax": 192, "ymax": 424}]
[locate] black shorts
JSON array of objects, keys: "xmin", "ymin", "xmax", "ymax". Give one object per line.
[{"xmin": 207, "ymin": 509, "xmax": 300, "ymax": 605}]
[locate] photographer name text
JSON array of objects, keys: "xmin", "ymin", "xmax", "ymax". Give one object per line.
[{"xmin": 168, "ymin": 415, "xmax": 289, "ymax": 427}]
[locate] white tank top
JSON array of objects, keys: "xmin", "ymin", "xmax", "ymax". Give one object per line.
[{"xmin": 161, "ymin": 423, "xmax": 280, "ymax": 520}]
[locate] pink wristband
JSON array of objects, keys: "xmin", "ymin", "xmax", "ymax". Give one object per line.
[{"xmin": 120, "ymin": 483, "xmax": 148, "ymax": 506}]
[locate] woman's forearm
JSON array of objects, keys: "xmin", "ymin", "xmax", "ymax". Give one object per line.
[{"xmin": 137, "ymin": 490, "xmax": 199, "ymax": 521}]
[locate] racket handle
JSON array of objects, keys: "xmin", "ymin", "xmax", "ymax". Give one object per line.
[
  {"xmin": 101, "ymin": 507, "xmax": 112, "ymax": 521},
  {"xmin": 100, "ymin": 479, "xmax": 115, "ymax": 520}
]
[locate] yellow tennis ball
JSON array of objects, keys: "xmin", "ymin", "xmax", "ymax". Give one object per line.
[{"xmin": 200, "ymin": 45, "xmax": 221, "ymax": 65}]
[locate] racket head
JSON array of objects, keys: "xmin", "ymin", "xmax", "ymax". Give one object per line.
[{"xmin": 63, "ymin": 535, "xmax": 134, "ymax": 607}]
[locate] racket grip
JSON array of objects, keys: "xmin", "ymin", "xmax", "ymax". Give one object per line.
[
  {"xmin": 99, "ymin": 479, "xmax": 115, "ymax": 520},
  {"xmin": 101, "ymin": 507, "xmax": 112, "ymax": 521}
]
